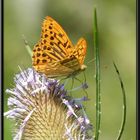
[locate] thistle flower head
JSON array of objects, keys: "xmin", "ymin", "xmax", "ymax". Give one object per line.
[{"xmin": 4, "ymin": 68, "xmax": 93, "ymax": 140}]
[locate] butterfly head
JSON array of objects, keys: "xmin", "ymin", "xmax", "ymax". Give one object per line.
[{"xmin": 80, "ymin": 64, "xmax": 87, "ymax": 71}]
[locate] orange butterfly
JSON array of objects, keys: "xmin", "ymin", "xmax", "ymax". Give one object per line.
[{"xmin": 32, "ymin": 16, "xmax": 87, "ymax": 78}]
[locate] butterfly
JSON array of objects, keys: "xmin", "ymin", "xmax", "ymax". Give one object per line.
[{"xmin": 32, "ymin": 16, "xmax": 87, "ymax": 78}]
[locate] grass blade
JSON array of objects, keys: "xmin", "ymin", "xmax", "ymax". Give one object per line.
[
  {"xmin": 113, "ymin": 62, "xmax": 127, "ymax": 140},
  {"xmin": 93, "ymin": 8, "xmax": 101, "ymax": 140}
]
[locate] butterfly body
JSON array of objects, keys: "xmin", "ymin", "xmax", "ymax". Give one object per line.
[{"xmin": 32, "ymin": 16, "xmax": 87, "ymax": 78}]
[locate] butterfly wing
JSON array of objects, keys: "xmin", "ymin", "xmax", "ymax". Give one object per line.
[
  {"xmin": 41, "ymin": 16, "xmax": 74, "ymax": 54},
  {"xmin": 32, "ymin": 16, "xmax": 79, "ymax": 77},
  {"xmin": 72, "ymin": 38, "xmax": 87, "ymax": 66},
  {"xmin": 56, "ymin": 38, "xmax": 87, "ymax": 76}
]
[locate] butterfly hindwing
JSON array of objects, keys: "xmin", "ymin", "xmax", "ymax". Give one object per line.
[{"xmin": 72, "ymin": 38, "xmax": 87, "ymax": 65}]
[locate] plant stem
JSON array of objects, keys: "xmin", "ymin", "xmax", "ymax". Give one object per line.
[
  {"xmin": 22, "ymin": 35, "xmax": 32, "ymax": 57},
  {"xmin": 94, "ymin": 8, "xmax": 101, "ymax": 140}
]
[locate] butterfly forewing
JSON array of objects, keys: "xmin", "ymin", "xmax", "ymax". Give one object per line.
[{"xmin": 41, "ymin": 16, "xmax": 74, "ymax": 55}]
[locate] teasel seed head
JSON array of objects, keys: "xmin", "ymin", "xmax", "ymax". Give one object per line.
[{"xmin": 4, "ymin": 68, "xmax": 93, "ymax": 140}]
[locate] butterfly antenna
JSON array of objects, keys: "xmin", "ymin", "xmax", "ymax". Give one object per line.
[
  {"xmin": 22, "ymin": 34, "xmax": 32, "ymax": 57},
  {"xmin": 86, "ymin": 58, "xmax": 96, "ymax": 66}
]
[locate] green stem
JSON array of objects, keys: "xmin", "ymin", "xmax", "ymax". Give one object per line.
[
  {"xmin": 22, "ymin": 35, "xmax": 32, "ymax": 57},
  {"xmin": 113, "ymin": 62, "xmax": 127, "ymax": 140},
  {"xmin": 94, "ymin": 8, "xmax": 101, "ymax": 140}
]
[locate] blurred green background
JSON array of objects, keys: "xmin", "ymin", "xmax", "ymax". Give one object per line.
[{"xmin": 4, "ymin": 0, "xmax": 136, "ymax": 139}]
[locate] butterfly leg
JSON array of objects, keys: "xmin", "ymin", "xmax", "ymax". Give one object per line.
[
  {"xmin": 59, "ymin": 77, "xmax": 74, "ymax": 96},
  {"xmin": 83, "ymin": 71, "xmax": 87, "ymax": 84},
  {"xmin": 59, "ymin": 77, "xmax": 70, "ymax": 85},
  {"xmin": 68, "ymin": 77, "xmax": 74, "ymax": 96},
  {"xmin": 74, "ymin": 77, "xmax": 88, "ymax": 98}
]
